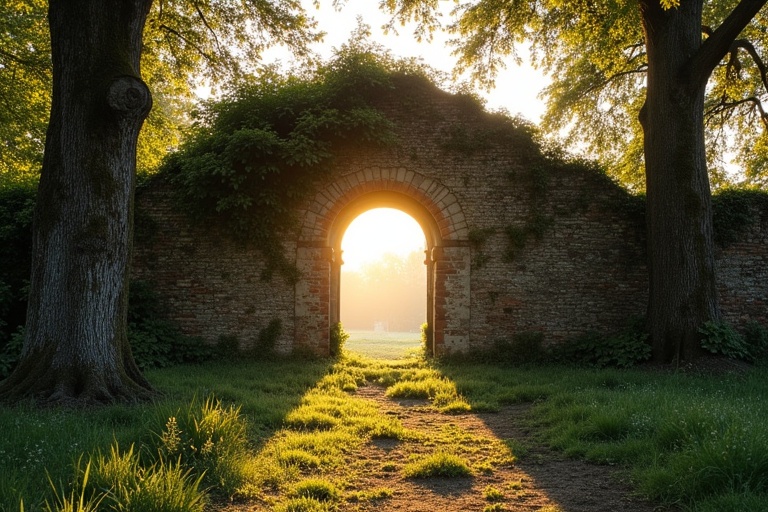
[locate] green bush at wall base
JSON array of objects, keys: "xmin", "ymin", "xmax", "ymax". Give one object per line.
[
  {"xmin": 743, "ymin": 320, "xmax": 768, "ymax": 362},
  {"xmin": 552, "ymin": 326, "xmax": 651, "ymax": 369},
  {"xmin": 128, "ymin": 280, "xmax": 216, "ymax": 369},
  {"xmin": 699, "ymin": 320, "xmax": 768, "ymax": 362},
  {"xmin": 421, "ymin": 322, "xmax": 433, "ymax": 356},
  {"xmin": 330, "ymin": 323, "xmax": 349, "ymax": 357}
]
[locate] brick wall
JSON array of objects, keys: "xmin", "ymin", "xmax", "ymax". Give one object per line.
[{"xmin": 132, "ymin": 76, "xmax": 768, "ymax": 355}]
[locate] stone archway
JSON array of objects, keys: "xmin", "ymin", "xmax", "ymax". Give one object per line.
[{"xmin": 295, "ymin": 167, "xmax": 471, "ymax": 356}]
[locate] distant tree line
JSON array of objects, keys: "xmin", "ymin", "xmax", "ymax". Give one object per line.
[{"xmin": 341, "ymin": 251, "xmax": 426, "ymax": 332}]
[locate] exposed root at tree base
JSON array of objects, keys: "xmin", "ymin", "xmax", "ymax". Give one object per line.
[{"xmin": 0, "ymin": 350, "xmax": 157, "ymax": 407}]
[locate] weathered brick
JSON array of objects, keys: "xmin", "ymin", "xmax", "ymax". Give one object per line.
[{"xmin": 133, "ymin": 78, "xmax": 768, "ymax": 357}]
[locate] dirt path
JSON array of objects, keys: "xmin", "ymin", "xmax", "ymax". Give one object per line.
[
  {"xmin": 340, "ymin": 385, "xmax": 662, "ymax": 512},
  {"xmin": 223, "ymin": 383, "xmax": 667, "ymax": 511}
]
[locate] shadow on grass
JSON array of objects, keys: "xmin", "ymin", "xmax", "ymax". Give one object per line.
[{"xmin": 0, "ymin": 357, "xmax": 334, "ymax": 511}]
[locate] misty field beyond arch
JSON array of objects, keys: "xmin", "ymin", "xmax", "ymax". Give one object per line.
[{"xmin": 339, "ymin": 208, "xmax": 426, "ymax": 347}]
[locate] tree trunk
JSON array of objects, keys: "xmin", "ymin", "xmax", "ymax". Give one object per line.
[
  {"xmin": 639, "ymin": 0, "xmax": 720, "ymax": 363},
  {"xmin": 0, "ymin": 0, "xmax": 155, "ymax": 405}
]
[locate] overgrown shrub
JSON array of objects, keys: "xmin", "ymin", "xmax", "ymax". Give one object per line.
[
  {"xmin": 128, "ymin": 280, "xmax": 215, "ymax": 369},
  {"xmin": 699, "ymin": 321, "xmax": 752, "ymax": 361},
  {"xmin": 421, "ymin": 322, "xmax": 433, "ymax": 356},
  {"xmin": 743, "ymin": 320, "xmax": 768, "ymax": 362},
  {"xmin": 552, "ymin": 319, "xmax": 651, "ymax": 368},
  {"xmin": 329, "ymin": 322, "xmax": 349, "ymax": 357},
  {"xmin": 162, "ymin": 44, "xmax": 409, "ymax": 279}
]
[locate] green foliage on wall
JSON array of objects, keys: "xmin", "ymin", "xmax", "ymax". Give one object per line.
[
  {"xmin": 253, "ymin": 318, "xmax": 283, "ymax": 357},
  {"xmin": 699, "ymin": 320, "xmax": 768, "ymax": 362},
  {"xmin": 712, "ymin": 188, "xmax": 768, "ymax": 247},
  {"xmin": 440, "ymin": 113, "xmax": 544, "ymax": 162},
  {"xmin": 160, "ymin": 46, "xmax": 422, "ymax": 280},
  {"xmin": 329, "ymin": 322, "xmax": 350, "ymax": 357},
  {"xmin": 128, "ymin": 281, "xmax": 216, "ymax": 369},
  {"xmin": 468, "ymin": 227, "xmax": 495, "ymax": 269}
]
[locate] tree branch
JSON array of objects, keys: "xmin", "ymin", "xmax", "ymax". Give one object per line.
[
  {"xmin": 732, "ymin": 38, "xmax": 768, "ymax": 93},
  {"xmin": 686, "ymin": 0, "xmax": 768, "ymax": 87},
  {"xmin": 158, "ymin": 23, "xmax": 215, "ymax": 64},
  {"xmin": 706, "ymin": 95, "xmax": 768, "ymax": 128},
  {"xmin": 584, "ymin": 65, "xmax": 648, "ymax": 97},
  {"xmin": 192, "ymin": 1, "xmax": 223, "ymax": 55}
]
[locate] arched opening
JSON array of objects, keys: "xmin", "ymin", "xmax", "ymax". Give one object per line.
[
  {"xmin": 339, "ymin": 208, "xmax": 426, "ymax": 358},
  {"xmin": 295, "ymin": 169, "xmax": 471, "ymax": 357},
  {"xmin": 328, "ymin": 192, "xmax": 441, "ymax": 357}
]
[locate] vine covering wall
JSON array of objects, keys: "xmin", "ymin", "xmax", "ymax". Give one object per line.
[{"xmin": 132, "ymin": 73, "xmax": 768, "ymax": 355}]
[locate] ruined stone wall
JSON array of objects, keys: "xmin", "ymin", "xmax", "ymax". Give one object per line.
[
  {"xmin": 322, "ymin": 78, "xmax": 651, "ymax": 348},
  {"xmin": 132, "ymin": 182, "xmax": 297, "ymax": 353},
  {"xmin": 132, "ymin": 76, "xmax": 768, "ymax": 355},
  {"xmin": 717, "ymin": 207, "xmax": 768, "ymax": 327}
]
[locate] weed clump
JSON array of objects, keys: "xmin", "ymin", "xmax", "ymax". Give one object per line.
[{"xmin": 403, "ymin": 451, "xmax": 473, "ymax": 478}]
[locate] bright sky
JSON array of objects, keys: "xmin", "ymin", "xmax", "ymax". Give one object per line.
[
  {"xmin": 297, "ymin": 0, "xmax": 548, "ymax": 122},
  {"xmin": 341, "ymin": 209, "xmax": 425, "ymax": 271},
  {"xmin": 266, "ymin": 1, "xmax": 548, "ymax": 266}
]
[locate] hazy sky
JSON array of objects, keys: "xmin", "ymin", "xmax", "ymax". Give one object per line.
[{"xmin": 267, "ymin": 0, "xmax": 549, "ymax": 123}]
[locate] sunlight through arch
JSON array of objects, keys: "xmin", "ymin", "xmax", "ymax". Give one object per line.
[
  {"xmin": 341, "ymin": 208, "xmax": 426, "ymax": 270},
  {"xmin": 340, "ymin": 208, "xmax": 426, "ymax": 358}
]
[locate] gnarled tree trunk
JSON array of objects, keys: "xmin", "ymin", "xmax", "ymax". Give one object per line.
[
  {"xmin": 0, "ymin": 0, "xmax": 155, "ymax": 405},
  {"xmin": 640, "ymin": 0, "xmax": 718, "ymax": 362},
  {"xmin": 639, "ymin": 0, "xmax": 766, "ymax": 362}
]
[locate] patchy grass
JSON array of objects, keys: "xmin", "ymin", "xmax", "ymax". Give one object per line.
[
  {"xmin": 440, "ymin": 361, "xmax": 768, "ymax": 511},
  {"xmin": 2, "ymin": 349, "xmax": 768, "ymax": 511},
  {"xmin": 403, "ymin": 451, "xmax": 473, "ymax": 478}
]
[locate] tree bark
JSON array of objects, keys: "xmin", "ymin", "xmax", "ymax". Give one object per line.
[
  {"xmin": 639, "ymin": 0, "xmax": 719, "ymax": 362},
  {"xmin": 0, "ymin": 0, "xmax": 155, "ymax": 405}
]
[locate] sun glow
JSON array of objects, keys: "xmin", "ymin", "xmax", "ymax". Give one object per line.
[{"xmin": 341, "ymin": 208, "xmax": 425, "ymax": 271}]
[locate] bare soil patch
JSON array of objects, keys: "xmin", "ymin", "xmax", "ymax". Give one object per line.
[
  {"xmin": 221, "ymin": 384, "xmax": 669, "ymax": 511},
  {"xmin": 343, "ymin": 385, "xmax": 662, "ymax": 512}
]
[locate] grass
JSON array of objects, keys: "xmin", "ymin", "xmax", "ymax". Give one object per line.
[
  {"xmin": 403, "ymin": 451, "xmax": 473, "ymax": 478},
  {"xmin": 0, "ymin": 358, "xmax": 332, "ymax": 511},
  {"xmin": 440, "ymin": 361, "xmax": 768, "ymax": 511},
  {"xmin": 344, "ymin": 330, "xmax": 421, "ymax": 359},
  {"xmin": 1, "ymin": 347, "xmax": 768, "ymax": 511}
]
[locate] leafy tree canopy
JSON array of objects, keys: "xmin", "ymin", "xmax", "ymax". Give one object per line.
[
  {"xmin": 0, "ymin": 0, "xmax": 321, "ymax": 181},
  {"xmin": 385, "ymin": 0, "xmax": 768, "ymax": 191},
  {"xmin": 0, "ymin": 0, "xmax": 49, "ymax": 183}
]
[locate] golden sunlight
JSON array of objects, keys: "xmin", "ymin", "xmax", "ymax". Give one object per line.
[
  {"xmin": 340, "ymin": 208, "xmax": 425, "ymax": 271},
  {"xmin": 341, "ymin": 208, "xmax": 427, "ymax": 348}
]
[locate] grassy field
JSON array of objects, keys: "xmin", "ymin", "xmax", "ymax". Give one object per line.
[
  {"xmin": 1, "ymin": 340, "xmax": 767, "ymax": 511},
  {"xmin": 345, "ymin": 330, "xmax": 421, "ymax": 359}
]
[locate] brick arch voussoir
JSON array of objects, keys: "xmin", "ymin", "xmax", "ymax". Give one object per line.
[{"xmin": 299, "ymin": 168, "xmax": 468, "ymax": 243}]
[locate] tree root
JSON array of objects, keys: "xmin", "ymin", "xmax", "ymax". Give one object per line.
[{"xmin": 0, "ymin": 348, "xmax": 157, "ymax": 407}]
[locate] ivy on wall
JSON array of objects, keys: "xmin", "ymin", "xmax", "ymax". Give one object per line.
[
  {"xmin": 712, "ymin": 188, "xmax": 768, "ymax": 247},
  {"xmin": 159, "ymin": 45, "xmax": 435, "ymax": 279}
]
